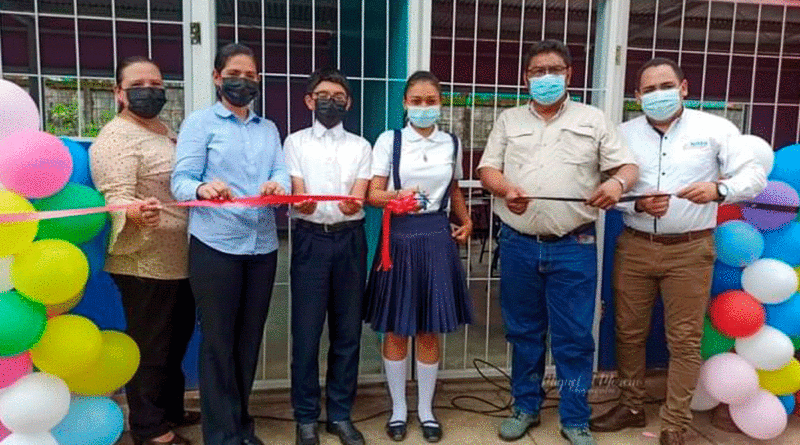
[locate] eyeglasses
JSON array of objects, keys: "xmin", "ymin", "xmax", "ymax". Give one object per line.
[
  {"xmin": 527, "ymin": 65, "xmax": 568, "ymax": 78},
  {"xmin": 312, "ymin": 91, "xmax": 348, "ymax": 105}
]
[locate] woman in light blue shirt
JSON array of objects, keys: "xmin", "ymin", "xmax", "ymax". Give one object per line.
[{"xmin": 171, "ymin": 43, "xmax": 289, "ymax": 445}]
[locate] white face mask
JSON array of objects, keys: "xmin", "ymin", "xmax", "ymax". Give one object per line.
[
  {"xmin": 407, "ymin": 106, "xmax": 441, "ymax": 129},
  {"xmin": 640, "ymin": 88, "xmax": 682, "ymax": 122}
]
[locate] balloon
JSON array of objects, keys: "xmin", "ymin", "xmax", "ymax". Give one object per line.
[
  {"xmin": 10, "ymin": 240, "xmax": 89, "ymax": 306},
  {"xmin": 779, "ymin": 394, "xmax": 795, "ymax": 415},
  {"xmin": 763, "ymin": 222, "xmax": 800, "ymax": 266},
  {"xmin": 0, "ymin": 79, "xmax": 40, "ymax": 140},
  {"xmin": 44, "ymin": 291, "xmax": 83, "ymax": 318},
  {"xmin": 741, "ymin": 258, "xmax": 798, "ymax": 304},
  {"xmin": 735, "ymin": 325, "xmax": 794, "ymax": 370},
  {"xmin": 710, "ymin": 262, "xmax": 743, "ymax": 297},
  {"xmin": 729, "ymin": 389, "xmax": 787, "ymax": 440},
  {"xmin": 33, "ymin": 184, "xmax": 107, "ymax": 245},
  {"xmin": 63, "ymin": 331, "xmax": 140, "ymax": 396},
  {"xmin": 732, "ymin": 134, "xmax": 774, "ymax": 176},
  {"xmin": 758, "ymin": 359, "xmax": 800, "ymax": 395},
  {"xmin": 792, "ymin": 335, "xmax": 800, "ymax": 350},
  {"xmin": 50, "ymin": 397, "xmax": 123, "ymax": 445},
  {"xmin": 770, "ymin": 144, "xmax": 800, "ymax": 193},
  {"xmin": 0, "ymin": 131, "xmax": 71, "ymax": 199},
  {"xmin": 714, "ymin": 221, "xmax": 764, "ymax": 267},
  {"xmin": 0, "ymin": 373, "xmax": 69, "ymax": 434},
  {"xmin": 740, "ymin": 180, "xmax": 799, "ymax": 231},
  {"xmin": 764, "ymin": 292, "xmax": 800, "ymax": 337},
  {"xmin": 0, "ymin": 257, "xmax": 11, "ymax": 293},
  {"xmin": 0, "ymin": 353, "xmax": 32, "ymax": 389},
  {"xmin": 0, "ymin": 291, "xmax": 46, "ymax": 357},
  {"xmin": 717, "ymin": 204, "xmax": 743, "ymax": 224},
  {"xmin": 0, "ymin": 433, "xmax": 58, "ymax": 445},
  {"xmin": 700, "ymin": 316, "xmax": 734, "ymax": 360},
  {"xmin": 0, "ymin": 192, "xmax": 38, "ymax": 257},
  {"xmin": 708, "ymin": 290, "xmax": 765, "ymax": 338},
  {"xmin": 0, "ymin": 421, "xmax": 8, "ymax": 441},
  {"xmin": 60, "ymin": 138, "xmax": 92, "ymax": 187},
  {"xmin": 28, "ymin": 315, "xmax": 102, "ymax": 379},
  {"xmin": 796, "ymin": 266, "xmax": 800, "ymax": 291},
  {"xmin": 690, "ymin": 380, "xmax": 719, "ymax": 411},
  {"xmin": 699, "ymin": 352, "xmax": 760, "ymax": 405}
]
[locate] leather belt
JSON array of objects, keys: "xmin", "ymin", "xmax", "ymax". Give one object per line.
[
  {"xmin": 625, "ymin": 227, "xmax": 713, "ymax": 245},
  {"xmin": 524, "ymin": 221, "xmax": 596, "ymax": 243},
  {"xmin": 294, "ymin": 219, "xmax": 363, "ymax": 233}
]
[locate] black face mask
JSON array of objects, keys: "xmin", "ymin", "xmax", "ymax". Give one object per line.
[
  {"xmin": 125, "ymin": 87, "xmax": 166, "ymax": 119},
  {"xmin": 220, "ymin": 77, "xmax": 259, "ymax": 107},
  {"xmin": 315, "ymin": 98, "xmax": 348, "ymax": 129}
]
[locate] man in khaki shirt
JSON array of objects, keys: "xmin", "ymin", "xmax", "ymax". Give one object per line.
[{"xmin": 478, "ymin": 40, "xmax": 637, "ymax": 445}]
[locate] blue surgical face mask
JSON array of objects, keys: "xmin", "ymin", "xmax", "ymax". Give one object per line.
[
  {"xmin": 529, "ymin": 74, "xmax": 566, "ymax": 106},
  {"xmin": 407, "ymin": 106, "xmax": 441, "ymax": 129},
  {"xmin": 640, "ymin": 88, "xmax": 682, "ymax": 122}
]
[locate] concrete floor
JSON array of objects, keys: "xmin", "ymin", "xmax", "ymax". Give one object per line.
[{"xmin": 116, "ymin": 374, "xmax": 800, "ymax": 445}]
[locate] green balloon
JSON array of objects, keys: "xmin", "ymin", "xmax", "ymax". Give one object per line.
[
  {"xmin": 0, "ymin": 290, "xmax": 47, "ymax": 357},
  {"xmin": 791, "ymin": 336, "xmax": 800, "ymax": 351},
  {"xmin": 34, "ymin": 183, "xmax": 108, "ymax": 245},
  {"xmin": 701, "ymin": 316, "xmax": 735, "ymax": 360}
]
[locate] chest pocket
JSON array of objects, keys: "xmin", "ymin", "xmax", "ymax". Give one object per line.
[
  {"xmin": 504, "ymin": 127, "xmax": 536, "ymax": 168},
  {"xmin": 556, "ymin": 126, "xmax": 597, "ymax": 165},
  {"xmin": 678, "ymin": 137, "xmax": 716, "ymax": 175}
]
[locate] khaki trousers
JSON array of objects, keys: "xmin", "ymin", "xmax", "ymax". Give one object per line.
[{"xmin": 613, "ymin": 229, "xmax": 715, "ymax": 431}]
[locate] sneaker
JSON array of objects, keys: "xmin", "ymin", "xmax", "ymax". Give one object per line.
[
  {"xmin": 560, "ymin": 426, "xmax": 597, "ymax": 445},
  {"xmin": 499, "ymin": 407, "xmax": 541, "ymax": 441}
]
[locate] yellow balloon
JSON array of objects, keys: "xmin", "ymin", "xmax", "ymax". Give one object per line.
[
  {"xmin": 11, "ymin": 239, "xmax": 89, "ymax": 305},
  {"xmin": 758, "ymin": 358, "xmax": 800, "ymax": 395},
  {"xmin": 45, "ymin": 289, "xmax": 84, "ymax": 317},
  {"xmin": 64, "ymin": 330, "xmax": 140, "ymax": 396},
  {"xmin": 0, "ymin": 191, "xmax": 38, "ymax": 257},
  {"xmin": 29, "ymin": 314, "xmax": 102, "ymax": 378},
  {"xmin": 794, "ymin": 266, "xmax": 800, "ymax": 292}
]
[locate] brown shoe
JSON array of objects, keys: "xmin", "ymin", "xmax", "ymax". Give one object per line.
[
  {"xmin": 589, "ymin": 405, "xmax": 646, "ymax": 432},
  {"xmin": 710, "ymin": 404, "xmax": 742, "ymax": 434},
  {"xmin": 659, "ymin": 429, "xmax": 685, "ymax": 445}
]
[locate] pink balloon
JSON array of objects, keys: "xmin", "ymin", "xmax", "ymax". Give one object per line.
[
  {"xmin": 730, "ymin": 389, "xmax": 787, "ymax": 440},
  {"xmin": 0, "ymin": 353, "xmax": 32, "ymax": 389},
  {"xmin": 0, "ymin": 130, "xmax": 72, "ymax": 199},
  {"xmin": 699, "ymin": 352, "xmax": 759, "ymax": 405},
  {"xmin": 0, "ymin": 80, "xmax": 40, "ymax": 140}
]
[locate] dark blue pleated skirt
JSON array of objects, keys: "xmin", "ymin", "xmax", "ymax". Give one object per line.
[{"xmin": 363, "ymin": 211, "xmax": 473, "ymax": 337}]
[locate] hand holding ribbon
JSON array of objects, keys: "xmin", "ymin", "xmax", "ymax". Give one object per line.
[{"xmin": 377, "ymin": 194, "xmax": 421, "ymax": 271}]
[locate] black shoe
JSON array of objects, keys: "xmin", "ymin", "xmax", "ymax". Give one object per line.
[
  {"xmin": 326, "ymin": 420, "xmax": 365, "ymax": 445},
  {"xmin": 134, "ymin": 431, "xmax": 190, "ymax": 445},
  {"xmin": 168, "ymin": 411, "xmax": 202, "ymax": 428},
  {"xmin": 295, "ymin": 423, "xmax": 319, "ymax": 445},
  {"xmin": 386, "ymin": 420, "xmax": 407, "ymax": 441},
  {"xmin": 419, "ymin": 418, "xmax": 442, "ymax": 443}
]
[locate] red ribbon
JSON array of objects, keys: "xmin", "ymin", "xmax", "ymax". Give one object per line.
[
  {"xmin": 0, "ymin": 194, "xmax": 354, "ymax": 223},
  {"xmin": 377, "ymin": 195, "xmax": 419, "ymax": 271}
]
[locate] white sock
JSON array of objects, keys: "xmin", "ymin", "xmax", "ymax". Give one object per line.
[
  {"xmin": 416, "ymin": 360, "xmax": 439, "ymax": 423},
  {"xmin": 384, "ymin": 357, "xmax": 408, "ymax": 423}
]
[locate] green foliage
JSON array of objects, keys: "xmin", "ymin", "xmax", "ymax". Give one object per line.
[{"xmin": 45, "ymin": 97, "xmax": 115, "ymax": 137}]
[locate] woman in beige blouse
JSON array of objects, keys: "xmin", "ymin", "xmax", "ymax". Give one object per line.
[{"xmin": 90, "ymin": 56, "xmax": 197, "ymax": 445}]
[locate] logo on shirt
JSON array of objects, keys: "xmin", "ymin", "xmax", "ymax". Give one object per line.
[{"xmin": 687, "ymin": 139, "xmax": 709, "ymax": 148}]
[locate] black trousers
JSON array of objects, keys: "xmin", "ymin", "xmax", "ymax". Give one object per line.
[
  {"xmin": 290, "ymin": 222, "xmax": 366, "ymax": 424},
  {"xmin": 189, "ymin": 236, "xmax": 278, "ymax": 445},
  {"xmin": 111, "ymin": 274, "xmax": 195, "ymax": 442}
]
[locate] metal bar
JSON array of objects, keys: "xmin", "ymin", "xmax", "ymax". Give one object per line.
[
  {"xmin": 746, "ymin": 4, "xmax": 763, "ymax": 133},
  {"xmin": 359, "ymin": 0, "xmax": 364, "ymax": 137},
  {"xmin": 723, "ymin": 1, "xmax": 737, "ymax": 120},
  {"xmin": 0, "ymin": 9, "xmax": 182, "ymax": 25},
  {"xmin": 261, "ymin": 0, "xmax": 266, "ymax": 117},
  {"xmin": 147, "ymin": 0, "xmax": 152, "ymax": 58},
  {"xmin": 699, "ymin": 0, "xmax": 712, "ymax": 110},
  {"xmin": 73, "ymin": 0, "xmax": 83, "ymax": 137},
  {"xmin": 311, "ymin": 0, "xmax": 315, "ymax": 72},
  {"xmin": 583, "ymin": 0, "xmax": 593, "ymax": 104},
  {"xmin": 652, "ymin": 0, "xmax": 660, "ymax": 59},
  {"xmin": 678, "ymin": 0, "xmax": 687, "ymax": 65},
  {"xmin": 770, "ymin": 5, "xmax": 787, "ymax": 147},
  {"xmin": 234, "ymin": 0, "xmax": 238, "ymax": 42}
]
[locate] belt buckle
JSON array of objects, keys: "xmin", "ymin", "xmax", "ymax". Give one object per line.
[{"xmin": 323, "ymin": 223, "xmax": 332, "ymax": 233}]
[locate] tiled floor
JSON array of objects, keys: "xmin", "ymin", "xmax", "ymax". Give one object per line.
[{"xmin": 116, "ymin": 374, "xmax": 800, "ymax": 445}]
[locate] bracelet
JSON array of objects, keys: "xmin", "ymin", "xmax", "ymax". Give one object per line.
[{"xmin": 610, "ymin": 176, "xmax": 626, "ymax": 191}]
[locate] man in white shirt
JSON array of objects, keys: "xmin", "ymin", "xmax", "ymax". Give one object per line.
[
  {"xmin": 285, "ymin": 67, "xmax": 371, "ymax": 445},
  {"xmin": 589, "ymin": 58, "xmax": 766, "ymax": 445}
]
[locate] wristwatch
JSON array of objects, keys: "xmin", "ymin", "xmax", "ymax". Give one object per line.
[{"xmin": 716, "ymin": 182, "xmax": 729, "ymax": 202}]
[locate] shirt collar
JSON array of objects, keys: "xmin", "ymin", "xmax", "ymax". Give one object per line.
[
  {"xmin": 646, "ymin": 107, "xmax": 684, "ymax": 136},
  {"xmin": 403, "ymin": 123, "xmax": 450, "ymax": 143},
  {"xmin": 312, "ymin": 119, "xmax": 345, "ymax": 139},
  {"xmin": 213, "ymin": 101, "xmax": 260, "ymax": 124},
  {"xmin": 528, "ymin": 98, "xmax": 569, "ymax": 122}
]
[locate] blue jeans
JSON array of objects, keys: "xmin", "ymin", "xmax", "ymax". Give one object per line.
[{"xmin": 499, "ymin": 223, "xmax": 597, "ymax": 428}]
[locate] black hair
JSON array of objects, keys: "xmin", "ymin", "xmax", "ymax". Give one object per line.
[
  {"xmin": 636, "ymin": 57, "xmax": 685, "ymax": 90},
  {"xmin": 403, "ymin": 71, "xmax": 441, "ymax": 98},
  {"xmin": 306, "ymin": 67, "xmax": 351, "ymax": 98},
  {"xmin": 523, "ymin": 40, "xmax": 573, "ymax": 71},
  {"xmin": 115, "ymin": 55, "xmax": 160, "ymax": 112},
  {"xmin": 214, "ymin": 42, "xmax": 257, "ymax": 73}
]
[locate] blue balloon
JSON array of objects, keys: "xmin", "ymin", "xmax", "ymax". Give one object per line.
[
  {"xmin": 79, "ymin": 222, "xmax": 109, "ymax": 277},
  {"xmin": 71, "ymin": 271, "xmax": 126, "ymax": 331},
  {"xmin": 765, "ymin": 292, "xmax": 800, "ymax": 337},
  {"xmin": 711, "ymin": 262, "xmax": 743, "ymax": 297},
  {"xmin": 779, "ymin": 394, "xmax": 796, "ymax": 416},
  {"xmin": 61, "ymin": 137, "xmax": 93, "ymax": 187},
  {"xmin": 763, "ymin": 221, "xmax": 800, "ymax": 266},
  {"xmin": 770, "ymin": 144, "xmax": 800, "ymax": 193},
  {"xmin": 51, "ymin": 396, "xmax": 124, "ymax": 445},
  {"xmin": 715, "ymin": 221, "xmax": 764, "ymax": 267}
]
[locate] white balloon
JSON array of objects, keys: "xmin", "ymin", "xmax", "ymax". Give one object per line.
[
  {"xmin": 732, "ymin": 134, "xmax": 774, "ymax": 176},
  {"xmin": 690, "ymin": 379, "xmax": 720, "ymax": 411},
  {"xmin": 699, "ymin": 352, "xmax": 759, "ymax": 405},
  {"xmin": 741, "ymin": 258, "xmax": 798, "ymax": 304},
  {"xmin": 0, "ymin": 373, "xmax": 69, "ymax": 434},
  {"xmin": 0, "ymin": 80, "xmax": 39, "ymax": 140},
  {"xmin": 730, "ymin": 389, "xmax": 787, "ymax": 440},
  {"xmin": 0, "ymin": 256, "xmax": 12, "ymax": 292},
  {"xmin": 0, "ymin": 433, "xmax": 58, "ymax": 445},
  {"xmin": 735, "ymin": 325, "xmax": 794, "ymax": 371}
]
